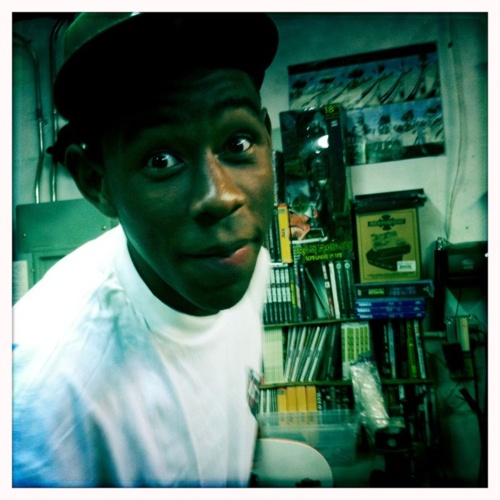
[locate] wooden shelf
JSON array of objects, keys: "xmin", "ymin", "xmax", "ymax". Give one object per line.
[{"xmin": 261, "ymin": 378, "xmax": 433, "ymax": 389}]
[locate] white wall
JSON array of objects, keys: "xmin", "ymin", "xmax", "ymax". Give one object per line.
[{"xmin": 12, "ymin": 12, "xmax": 488, "ymax": 486}]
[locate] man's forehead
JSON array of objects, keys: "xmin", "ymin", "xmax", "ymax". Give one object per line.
[{"xmin": 113, "ymin": 69, "xmax": 263, "ymax": 139}]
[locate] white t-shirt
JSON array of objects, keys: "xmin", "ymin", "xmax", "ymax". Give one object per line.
[{"xmin": 13, "ymin": 226, "xmax": 269, "ymax": 487}]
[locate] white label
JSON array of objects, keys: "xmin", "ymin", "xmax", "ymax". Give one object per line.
[{"xmin": 397, "ymin": 260, "xmax": 416, "ymax": 272}]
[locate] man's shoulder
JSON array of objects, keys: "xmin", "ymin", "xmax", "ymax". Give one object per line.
[{"xmin": 13, "ymin": 227, "xmax": 126, "ymax": 343}]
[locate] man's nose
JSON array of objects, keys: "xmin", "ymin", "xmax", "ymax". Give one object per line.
[{"xmin": 188, "ymin": 153, "xmax": 246, "ymax": 224}]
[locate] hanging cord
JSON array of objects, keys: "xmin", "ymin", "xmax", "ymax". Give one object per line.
[
  {"xmin": 444, "ymin": 15, "xmax": 466, "ymax": 240},
  {"xmin": 14, "ymin": 33, "xmax": 45, "ymax": 204}
]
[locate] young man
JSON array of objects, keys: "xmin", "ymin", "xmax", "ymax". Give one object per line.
[{"xmin": 13, "ymin": 13, "xmax": 279, "ymax": 487}]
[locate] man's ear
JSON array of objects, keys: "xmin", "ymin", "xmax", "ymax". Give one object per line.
[{"xmin": 64, "ymin": 144, "xmax": 118, "ymax": 219}]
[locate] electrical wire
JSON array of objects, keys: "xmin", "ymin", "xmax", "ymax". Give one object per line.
[{"xmin": 444, "ymin": 15, "xmax": 466, "ymax": 241}]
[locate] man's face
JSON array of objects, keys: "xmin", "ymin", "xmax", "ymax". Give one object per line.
[{"xmin": 99, "ymin": 69, "xmax": 274, "ymax": 316}]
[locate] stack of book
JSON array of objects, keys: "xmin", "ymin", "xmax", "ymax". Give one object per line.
[
  {"xmin": 263, "ymin": 254, "xmax": 358, "ymax": 325},
  {"xmin": 259, "ymin": 384, "xmax": 354, "ymax": 416},
  {"xmin": 262, "ymin": 321, "xmax": 375, "ymax": 386},
  {"xmin": 371, "ymin": 318, "xmax": 427, "ymax": 380},
  {"xmin": 340, "ymin": 321, "xmax": 371, "ymax": 379},
  {"xmin": 353, "ymin": 279, "xmax": 433, "ymax": 320},
  {"xmin": 354, "ymin": 297, "xmax": 426, "ymax": 320},
  {"xmin": 259, "ymin": 385, "xmax": 354, "ymax": 416},
  {"xmin": 262, "ymin": 324, "xmax": 334, "ymax": 384}
]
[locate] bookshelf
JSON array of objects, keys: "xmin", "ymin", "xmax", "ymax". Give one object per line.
[
  {"xmin": 260, "ymin": 104, "xmax": 437, "ymax": 484},
  {"xmin": 260, "ymin": 310, "xmax": 437, "ymax": 476}
]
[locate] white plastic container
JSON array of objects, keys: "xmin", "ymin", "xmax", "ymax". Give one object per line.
[{"xmin": 258, "ymin": 409, "xmax": 359, "ymax": 465}]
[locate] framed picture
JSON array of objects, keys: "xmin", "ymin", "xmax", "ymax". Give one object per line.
[{"xmin": 288, "ymin": 43, "xmax": 445, "ymax": 166}]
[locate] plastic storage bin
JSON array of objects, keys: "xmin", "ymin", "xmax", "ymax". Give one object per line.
[{"xmin": 258, "ymin": 409, "xmax": 359, "ymax": 465}]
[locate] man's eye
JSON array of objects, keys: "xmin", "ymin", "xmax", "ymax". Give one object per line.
[
  {"xmin": 145, "ymin": 152, "xmax": 182, "ymax": 170},
  {"xmin": 226, "ymin": 136, "xmax": 254, "ymax": 154}
]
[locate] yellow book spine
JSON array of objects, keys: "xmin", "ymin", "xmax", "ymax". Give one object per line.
[
  {"xmin": 285, "ymin": 386, "xmax": 297, "ymax": 412},
  {"xmin": 295, "ymin": 385, "xmax": 308, "ymax": 424},
  {"xmin": 285, "ymin": 386, "xmax": 298, "ymax": 425},
  {"xmin": 277, "ymin": 203, "xmax": 293, "ymax": 263},
  {"xmin": 276, "ymin": 387, "xmax": 288, "ymax": 412},
  {"xmin": 305, "ymin": 385, "xmax": 318, "ymax": 412}
]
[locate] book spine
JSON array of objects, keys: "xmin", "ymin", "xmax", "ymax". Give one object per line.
[
  {"xmin": 355, "ymin": 297, "xmax": 426, "ymax": 308},
  {"xmin": 334, "ymin": 260, "xmax": 348, "ymax": 319},
  {"xmin": 277, "ymin": 203, "xmax": 293, "ymax": 264},
  {"xmin": 292, "ymin": 258, "xmax": 303, "ymax": 322},
  {"xmin": 305, "ymin": 385, "xmax": 318, "ymax": 411},
  {"xmin": 288, "ymin": 265, "xmax": 299, "ymax": 322},
  {"xmin": 328, "ymin": 260, "xmax": 342, "ymax": 319},
  {"xmin": 271, "ymin": 206, "xmax": 282, "ymax": 262},
  {"xmin": 263, "ymin": 283, "xmax": 271, "ymax": 324},
  {"xmin": 266, "ymin": 220, "xmax": 275, "ymax": 263},
  {"xmin": 276, "ymin": 387, "xmax": 288, "ymax": 415},
  {"xmin": 295, "ymin": 385, "xmax": 308, "ymax": 424},
  {"xmin": 387, "ymin": 320, "xmax": 397, "ymax": 379},
  {"xmin": 285, "ymin": 386, "xmax": 297, "ymax": 412},
  {"xmin": 341, "ymin": 322, "xmax": 357, "ymax": 379},
  {"xmin": 299, "ymin": 260, "xmax": 313, "ymax": 321},
  {"xmin": 269, "ymin": 267, "xmax": 278, "ymax": 324},
  {"xmin": 356, "ymin": 310, "xmax": 426, "ymax": 320},
  {"xmin": 316, "ymin": 387, "xmax": 324, "ymax": 412},
  {"xmin": 321, "ymin": 260, "xmax": 336, "ymax": 318},
  {"xmin": 305, "ymin": 385, "xmax": 318, "ymax": 423},
  {"xmin": 355, "ymin": 305, "xmax": 426, "ymax": 314},
  {"xmin": 381, "ymin": 322, "xmax": 392, "ymax": 378},
  {"xmin": 406, "ymin": 319, "xmax": 419, "ymax": 379},
  {"xmin": 354, "ymin": 279, "xmax": 435, "ymax": 299},
  {"xmin": 413, "ymin": 319, "xmax": 427, "ymax": 379},
  {"xmin": 262, "ymin": 327, "xmax": 285, "ymax": 384},
  {"xmin": 281, "ymin": 266, "xmax": 293, "ymax": 323},
  {"xmin": 322, "ymin": 323, "xmax": 339, "ymax": 381},
  {"xmin": 282, "ymin": 326, "xmax": 291, "ymax": 382},
  {"xmin": 359, "ymin": 321, "xmax": 371, "ymax": 356},
  {"xmin": 274, "ymin": 266, "xmax": 283, "ymax": 324},
  {"xmin": 343, "ymin": 259, "xmax": 356, "ymax": 318}
]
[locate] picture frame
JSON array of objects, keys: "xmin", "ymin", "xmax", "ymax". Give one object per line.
[{"xmin": 288, "ymin": 43, "xmax": 445, "ymax": 166}]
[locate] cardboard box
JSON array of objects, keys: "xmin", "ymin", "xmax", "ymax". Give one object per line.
[
  {"xmin": 279, "ymin": 104, "xmax": 351, "ymax": 245},
  {"xmin": 355, "ymin": 207, "xmax": 422, "ymax": 283}
]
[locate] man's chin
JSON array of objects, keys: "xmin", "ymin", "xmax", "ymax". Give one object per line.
[{"xmin": 192, "ymin": 282, "xmax": 250, "ymax": 316}]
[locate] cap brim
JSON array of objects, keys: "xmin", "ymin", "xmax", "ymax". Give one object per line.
[{"xmin": 54, "ymin": 12, "xmax": 279, "ymax": 121}]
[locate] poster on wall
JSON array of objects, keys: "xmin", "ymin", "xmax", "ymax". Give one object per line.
[{"xmin": 288, "ymin": 42, "xmax": 445, "ymax": 166}]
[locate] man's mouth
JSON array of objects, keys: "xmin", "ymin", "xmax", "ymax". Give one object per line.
[{"xmin": 184, "ymin": 239, "xmax": 258, "ymax": 271}]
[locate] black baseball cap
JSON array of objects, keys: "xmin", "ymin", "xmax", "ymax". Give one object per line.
[{"xmin": 53, "ymin": 12, "xmax": 279, "ymax": 123}]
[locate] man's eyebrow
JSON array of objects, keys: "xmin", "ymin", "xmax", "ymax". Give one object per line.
[
  {"xmin": 123, "ymin": 96, "xmax": 263, "ymax": 144},
  {"xmin": 209, "ymin": 96, "xmax": 262, "ymax": 120}
]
